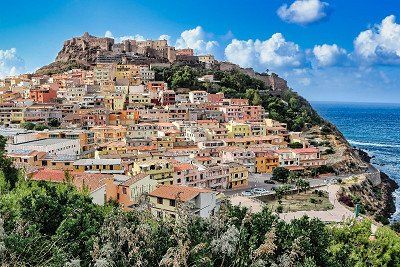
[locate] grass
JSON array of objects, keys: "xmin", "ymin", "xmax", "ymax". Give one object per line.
[{"xmin": 258, "ymin": 190, "xmax": 334, "ymax": 213}]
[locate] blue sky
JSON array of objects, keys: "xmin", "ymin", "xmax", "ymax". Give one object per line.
[{"xmin": 1, "ymin": 0, "xmax": 400, "ymax": 103}]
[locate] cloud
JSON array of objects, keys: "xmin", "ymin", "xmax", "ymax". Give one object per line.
[
  {"xmin": 104, "ymin": 30, "xmax": 114, "ymax": 38},
  {"xmin": 312, "ymin": 44, "xmax": 348, "ymax": 67},
  {"xmin": 299, "ymin": 77, "xmax": 311, "ymax": 86},
  {"xmin": 277, "ymin": 0, "xmax": 329, "ymax": 25},
  {"xmin": 118, "ymin": 34, "xmax": 146, "ymax": 42},
  {"xmin": 0, "ymin": 48, "xmax": 25, "ymax": 78},
  {"xmin": 175, "ymin": 26, "xmax": 219, "ymax": 55},
  {"xmin": 354, "ymin": 15, "xmax": 400, "ymax": 65},
  {"xmin": 224, "ymin": 33, "xmax": 305, "ymax": 71},
  {"xmin": 104, "ymin": 31, "xmax": 146, "ymax": 43},
  {"xmin": 159, "ymin": 34, "xmax": 171, "ymax": 42}
]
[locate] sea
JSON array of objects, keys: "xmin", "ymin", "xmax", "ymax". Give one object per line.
[{"xmin": 312, "ymin": 101, "xmax": 400, "ymax": 221}]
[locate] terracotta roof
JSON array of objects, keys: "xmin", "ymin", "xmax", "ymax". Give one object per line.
[
  {"xmin": 31, "ymin": 169, "xmax": 111, "ymax": 192},
  {"xmin": 149, "ymin": 185, "xmax": 211, "ymax": 202},
  {"xmin": 195, "ymin": 156, "xmax": 212, "ymax": 161},
  {"xmin": 122, "ymin": 173, "xmax": 149, "ymax": 187},
  {"xmin": 174, "ymin": 163, "xmax": 196, "ymax": 172}
]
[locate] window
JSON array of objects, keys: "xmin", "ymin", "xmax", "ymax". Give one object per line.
[
  {"xmin": 169, "ymin": 199, "xmax": 176, "ymax": 206},
  {"xmin": 122, "ymin": 187, "xmax": 127, "ymax": 194},
  {"xmin": 157, "ymin": 197, "xmax": 163, "ymax": 204}
]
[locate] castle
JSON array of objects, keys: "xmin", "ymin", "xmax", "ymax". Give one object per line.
[{"xmin": 56, "ymin": 32, "xmax": 178, "ymax": 64}]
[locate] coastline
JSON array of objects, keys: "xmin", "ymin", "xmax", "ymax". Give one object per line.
[{"xmin": 356, "ymin": 148, "xmax": 399, "ymax": 219}]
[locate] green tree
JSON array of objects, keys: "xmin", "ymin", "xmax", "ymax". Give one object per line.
[
  {"xmin": 48, "ymin": 118, "xmax": 61, "ymax": 128},
  {"xmin": 20, "ymin": 122, "xmax": 35, "ymax": 130},
  {"xmin": 272, "ymin": 167, "xmax": 290, "ymax": 183},
  {"xmin": 34, "ymin": 124, "xmax": 49, "ymax": 131}
]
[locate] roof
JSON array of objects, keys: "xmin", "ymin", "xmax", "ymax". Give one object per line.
[
  {"xmin": 174, "ymin": 163, "xmax": 196, "ymax": 172},
  {"xmin": 122, "ymin": 173, "xmax": 149, "ymax": 187},
  {"xmin": 149, "ymin": 185, "xmax": 211, "ymax": 202},
  {"xmin": 13, "ymin": 138, "xmax": 76, "ymax": 146},
  {"xmin": 73, "ymin": 158, "xmax": 121, "ymax": 165},
  {"xmin": 31, "ymin": 169, "xmax": 111, "ymax": 192}
]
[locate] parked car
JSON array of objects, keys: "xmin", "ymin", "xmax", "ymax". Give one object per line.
[
  {"xmin": 264, "ymin": 179, "xmax": 275, "ymax": 184},
  {"xmin": 241, "ymin": 190, "xmax": 253, "ymax": 196},
  {"xmin": 252, "ymin": 188, "xmax": 269, "ymax": 194}
]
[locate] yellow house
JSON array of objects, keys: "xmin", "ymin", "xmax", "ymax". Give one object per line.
[
  {"xmin": 73, "ymin": 158, "xmax": 124, "ymax": 174},
  {"xmin": 226, "ymin": 121, "xmax": 251, "ymax": 138},
  {"xmin": 104, "ymin": 94, "xmax": 125, "ymax": 111},
  {"xmin": 128, "ymin": 93, "xmax": 151, "ymax": 105},
  {"xmin": 226, "ymin": 162, "xmax": 249, "ymax": 189},
  {"xmin": 115, "ymin": 64, "xmax": 140, "ymax": 80},
  {"xmin": 91, "ymin": 125, "xmax": 127, "ymax": 144},
  {"xmin": 132, "ymin": 159, "xmax": 174, "ymax": 184},
  {"xmin": 254, "ymin": 151, "xmax": 279, "ymax": 174},
  {"xmin": 151, "ymin": 137, "xmax": 174, "ymax": 150},
  {"xmin": 148, "ymin": 185, "xmax": 216, "ymax": 219}
]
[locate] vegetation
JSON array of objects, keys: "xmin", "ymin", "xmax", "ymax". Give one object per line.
[
  {"xmin": 20, "ymin": 122, "xmax": 50, "ymax": 131},
  {"xmin": 288, "ymin": 142, "xmax": 303, "ymax": 149},
  {"xmin": 272, "ymin": 167, "xmax": 290, "ymax": 183},
  {"xmin": 48, "ymin": 118, "xmax": 61, "ymax": 128}
]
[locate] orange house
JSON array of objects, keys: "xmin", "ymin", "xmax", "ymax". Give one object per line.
[{"xmin": 29, "ymin": 88, "xmax": 57, "ymax": 103}]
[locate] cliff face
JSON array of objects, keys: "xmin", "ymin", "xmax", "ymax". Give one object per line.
[
  {"xmin": 36, "ymin": 32, "xmax": 114, "ymax": 75},
  {"xmin": 55, "ymin": 32, "xmax": 114, "ymax": 63}
]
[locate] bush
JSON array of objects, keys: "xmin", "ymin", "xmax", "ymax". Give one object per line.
[
  {"xmin": 20, "ymin": 122, "xmax": 35, "ymax": 130},
  {"xmin": 272, "ymin": 167, "xmax": 290, "ymax": 183},
  {"xmin": 288, "ymin": 142, "xmax": 303, "ymax": 149},
  {"xmin": 339, "ymin": 194, "xmax": 354, "ymax": 207},
  {"xmin": 375, "ymin": 214, "xmax": 390, "ymax": 225},
  {"xmin": 324, "ymin": 148, "xmax": 335, "ymax": 155},
  {"xmin": 276, "ymin": 205, "xmax": 283, "ymax": 213}
]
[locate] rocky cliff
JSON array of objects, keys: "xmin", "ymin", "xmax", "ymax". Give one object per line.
[{"xmin": 36, "ymin": 32, "xmax": 114, "ymax": 75}]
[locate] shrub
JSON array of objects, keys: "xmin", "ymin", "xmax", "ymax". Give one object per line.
[{"xmin": 276, "ymin": 205, "xmax": 283, "ymax": 213}]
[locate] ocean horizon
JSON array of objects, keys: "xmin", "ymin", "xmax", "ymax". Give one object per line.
[{"xmin": 312, "ymin": 101, "xmax": 400, "ymax": 221}]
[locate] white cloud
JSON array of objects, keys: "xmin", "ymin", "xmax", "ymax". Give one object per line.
[
  {"xmin": 118, "ymin": 34, "xmax": 145, "ymax": 42},
  {"xmin": 354, "ymin": 15, "xmax": 400, "ymax": 65},
  {"xmin": 0, "ymin": 48, "xmax": 25, "ymax": 78},
  {"xmin": 175, "ymin": 26, "xmax": 219, "ymax": 55},
  {"xmin": 312, "ymin": 44, "xmax": 348, "ymax": 67},
  {"xmin": 224, "ymin": 39, "xmax": 257, "ymax": 68},
  {"xmin": 224, "ymin": 33, "xmax": 305, "ymax": 70},
  {"xmin": 159, "ymin": 34, "xmax": 171, "ymax": 42},
  {"xmin": 277, "ymin": 0, "xmax": 329, "ymax": 25},
  {"xmin": 103, "ymin": 31, "xmax": 146, "ymax": 43},
  {"xmin": 299, "ymin": 77, "xmax": 311, "ymax": 86},
  {"xmin": 104, "ymin": 30, "xmax": 114, "ymax": 38}
]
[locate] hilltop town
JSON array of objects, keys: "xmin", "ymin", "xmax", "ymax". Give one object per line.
[
  {"xmin": 1, "ymin": 31, "xmax": 400, "ymax": 266},
  {"xmin": 0, "ymin": 33, "xmax": 393, "ymax": 221}
]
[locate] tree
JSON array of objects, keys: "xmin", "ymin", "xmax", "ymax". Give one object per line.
[
  {"xmin": 20, "ymin": 122, "xmax": 35, "ymax": 130},
  {"xmin": 288, "ymin": 142, "xmax": 303, "ymax": 149},
  {"xmin": 272, "ymin": 167, "xmax": 290, "ymax": 183},
  {"xmin": 33, "ymin": 124, "xmax": 49, "ymax": 131},
  {"xmin": 48, "ymin": 118, "xmax": 61, "ymax": 128}
]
